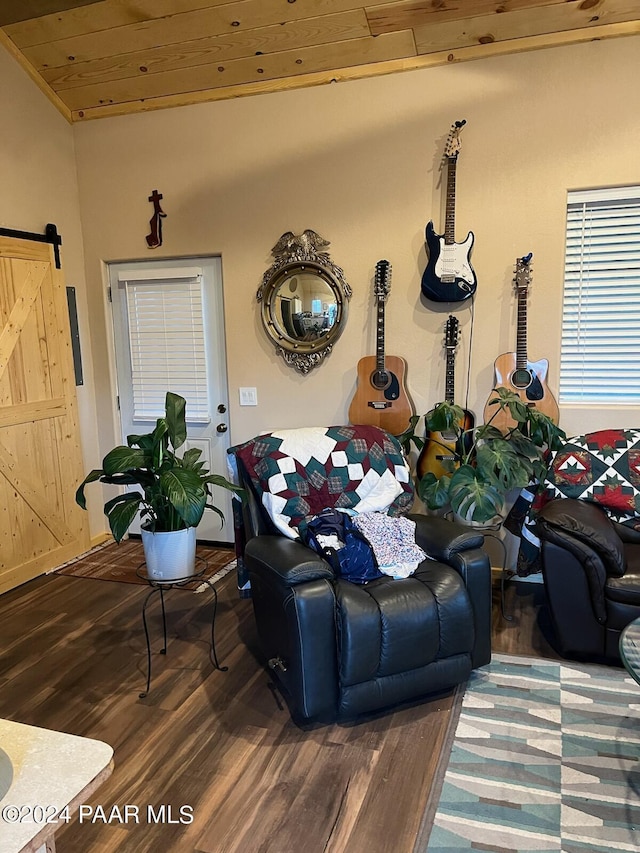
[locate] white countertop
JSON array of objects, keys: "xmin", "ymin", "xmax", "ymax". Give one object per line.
[{"xmin": 0, "ymin": 718, "xmax": 113, "ymax": 853}]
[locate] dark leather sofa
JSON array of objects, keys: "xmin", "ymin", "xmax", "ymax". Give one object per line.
[
  {"xmin": 232, "ymin": 431, "xmax": 492, "ymax": 723},
  {"xmin": 536, "ymin": 498, "xmax": 640, "ymax": 661}
]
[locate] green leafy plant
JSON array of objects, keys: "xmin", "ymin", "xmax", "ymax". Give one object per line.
[
  {"xmin": 399, "ymin": 387, "xmax": 566, "ymax": 524},
  {"xmin": 76, "ymin": 392, "xmax": 244, "ymax": 542}
]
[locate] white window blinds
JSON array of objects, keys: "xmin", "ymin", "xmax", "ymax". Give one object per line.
[
  {"xmin": 118, "ymin": 267, "xmax": 210, "ymax": 421},
  {"xmin": 560, "ymin": 186, "xmax": 640, "ymax": 403}
]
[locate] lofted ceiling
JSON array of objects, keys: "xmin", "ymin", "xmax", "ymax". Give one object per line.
[{"xmin": 1, "ymin": 0, "xmax": 639, "ymax": 122}]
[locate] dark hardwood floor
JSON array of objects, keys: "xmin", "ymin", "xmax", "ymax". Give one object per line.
[{"xmin": 0, "ymin": 569, "xmax": 560, "ymax": 852}]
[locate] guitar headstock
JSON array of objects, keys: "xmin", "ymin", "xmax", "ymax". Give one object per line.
[
  {"xmin": 514, "ymin": 252, "xmax": 533, "ymax": 295},
  {"xmin": 374, "ymin": 259, "xmax": 392, "ymax": 302},
  {"xmin": 444, "ymin": 119, "xmax": 467, "ymax": 160},
  {"xmin": 444, "ymin": 314, "xmax": 459, "ymax": 350}
]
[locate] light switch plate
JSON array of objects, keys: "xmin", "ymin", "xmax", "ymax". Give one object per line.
[{"xmin": 239, "ymin": 387, "xmax": 258, "ymax": 406}]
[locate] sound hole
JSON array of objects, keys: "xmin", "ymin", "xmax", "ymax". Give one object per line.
[
  {"xmin": 511, "ymin": 368, "xmax": 532, "ymax": 389},
  {"xmin": 371, "ymin": 369, "xmax": 391, "ymax": 390}
]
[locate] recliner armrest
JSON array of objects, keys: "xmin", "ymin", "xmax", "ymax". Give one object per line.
[
  {"xmin": 407, "ymin": 513, "xmax": 491, "ymax": 668},
  {"xmin": 407, "ymin": 513, "xmax": 485, "ymax": 563},
  {"xmin": 245, "ymin": 535, "xmax": 335, "ymax": 587},
  {"xmin": 614, "ymin": 522, "xmax": 640, "ymax": 545},
  {"xmin": 536, "ymin": 498, "xmax": 626, "ymax": 578}
]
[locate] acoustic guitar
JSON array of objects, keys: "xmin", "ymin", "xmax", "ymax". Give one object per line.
[
  {"xmin": 348, "ymin": 260, "xmax": 414, "ymax": 436},
  {"xmin": 417, "ymin": 315, "xmax": 475, "ymax": 480},
  {"xmin": 484, "ymin": 253, "xmax": 559, "ymax": 432},
  {"xmin": 421, "ymin": 120, "xmax": 476, "ymax": 303}
]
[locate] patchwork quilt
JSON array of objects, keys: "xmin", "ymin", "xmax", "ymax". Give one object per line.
[
  {"xmin": 505, "ymin": 428, "xmax": 640, "ymax": 575},
  {"xmin": 229, "ymin": 425, "xmax": 414, "ymax": 539},
  {"xmin": 538, "ymin": 428, "xmax": 640, "ymax": 521}
]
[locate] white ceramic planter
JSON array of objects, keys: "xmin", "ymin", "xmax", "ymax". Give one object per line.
[{"xmin": 141, "ymin": 526, "xmax": 197, "ymax": 582}]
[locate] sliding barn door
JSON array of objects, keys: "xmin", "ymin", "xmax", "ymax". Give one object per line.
[{"xmin": 0, "ymin": 234, "xmax": 89, "ymax": 594}]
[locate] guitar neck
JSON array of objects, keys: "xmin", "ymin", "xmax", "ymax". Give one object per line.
[
  {"xmin": 444, "ymin": 157, "xmax": 457, "ymax": 245},
  {"xmin": 444, "ymin": 349, "xmax": 455, "ymax": 403},
  {"xmin": 516, "ymin": 286, "xmax": 528, "ymax": 369},
  {"xmin": 375, "ymin": 299, "xmax": 386, "ymax": 372}
]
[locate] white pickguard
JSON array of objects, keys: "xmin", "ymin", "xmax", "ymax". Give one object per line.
[
  {"xmin": 493, "ymin": 357, "xmax": 549, "ymax": 388},
  {"xmin": 434, "ymin": 233, "xmax": 475, "ymax": 284}
]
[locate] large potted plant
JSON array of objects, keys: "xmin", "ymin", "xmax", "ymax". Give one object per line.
[
  {"xmin": 76, "ymin": 391, "xmax": 243, "ymax": 581},
  {"xmin": 400, "ymin": 387, "xmax": 566, "ymax": 525}
]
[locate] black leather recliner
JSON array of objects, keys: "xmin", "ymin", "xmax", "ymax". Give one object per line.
[
  {"xmin": 536, "ymin": 498, "xmax": 640, "ymax": 661},
  {"xmin": 231, "ymin": 430, "xmax": 492, "ymax": 723}
]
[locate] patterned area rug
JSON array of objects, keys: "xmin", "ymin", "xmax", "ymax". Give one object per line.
[
  {"xmin": 425, "ymin": 654, "xmax": 640, "ymax": 852},
  {"xmin": 53, "ymin": 539, "xmax": 236, "ymax": 586}
]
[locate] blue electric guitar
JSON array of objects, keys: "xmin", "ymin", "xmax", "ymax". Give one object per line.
[{"xmin": 421, "ymin": 120, "xmax": 476, "ymax": 303}]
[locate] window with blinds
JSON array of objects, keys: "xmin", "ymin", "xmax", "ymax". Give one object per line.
[
  {"xmin": 560, "ymin": 186, "xmax": 640, "ymax": 403},
  {"xmin": 118, "ymin": 267, "xmax": 210, "ymax": 421}
]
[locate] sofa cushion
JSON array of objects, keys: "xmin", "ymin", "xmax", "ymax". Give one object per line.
[{"xmin": 230, "ymin": 425, "xmax": 413, "ymax": 538}]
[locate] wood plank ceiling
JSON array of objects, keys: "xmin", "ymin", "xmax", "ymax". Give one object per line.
[{"xmin": 1, "ymin": 0, "xmax": 639, "ymax": 122}]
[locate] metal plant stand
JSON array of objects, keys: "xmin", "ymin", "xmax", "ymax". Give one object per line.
[
  {"xmin": 136, "ymin": 556, "xmax": 228, "ymax": 698},
  {"xmin": 446, "ymin": 513, "xmax": 512, "ymax": 621},
  {"xmin": 481, "ymin": 525, "xmax": 512, "ymax": 622}
]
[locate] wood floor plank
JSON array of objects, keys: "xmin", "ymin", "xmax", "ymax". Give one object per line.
[{"xmin": 0, "ymin": 569, "xmax": 558, "ymax": 852}]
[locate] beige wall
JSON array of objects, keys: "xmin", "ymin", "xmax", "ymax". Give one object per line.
[
  {"xmin": 4, "ymin": 36, "xmax": 639, "ymax": 540},
  {"xmin": 0, "ymin": 45, "xmax": 103, "ymax": 535},
  {"xmin": 72, "ymin": 37, "xmax": 640, "ymax": 491}
]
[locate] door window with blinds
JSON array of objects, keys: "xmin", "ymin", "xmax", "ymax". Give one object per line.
[
  {"xmin": 109, "ymin": 257, "xmax": 233, "ymax": 541},
  {"xmin": 560, "ymin": 186, "xmax": 640, "ymax": 404},
  {"xmin": 118, "ymin": 267, "xmax": 210, "ymax": 422}
]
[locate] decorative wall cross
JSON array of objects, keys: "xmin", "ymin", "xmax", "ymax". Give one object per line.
[{"xmin": 146, "ymin": 189, "xmax": 166, "ymax": 249}]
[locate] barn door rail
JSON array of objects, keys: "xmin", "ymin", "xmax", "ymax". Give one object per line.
[{"xmin": 0, "ymin": 223, "xmax": 62, "ymax": 268}]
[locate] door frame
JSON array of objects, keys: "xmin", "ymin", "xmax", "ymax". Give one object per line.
[{"xmin": 102, "ymin": 254, "xmax": 234, "ymax": 544}]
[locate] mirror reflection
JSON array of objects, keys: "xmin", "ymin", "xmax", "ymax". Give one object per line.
[{"xmin": 274, "ymin": 273, "xmax": 338, "ymax": 341}]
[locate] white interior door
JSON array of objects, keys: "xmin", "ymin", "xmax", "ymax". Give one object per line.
[{"xmin": 109, "ymin": 257, "xmax": 233, "ymax": 544}]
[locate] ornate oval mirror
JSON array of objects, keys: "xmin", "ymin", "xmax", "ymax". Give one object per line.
[{"xmin": 257, "ymin": 230, "xmax": 351, "ymax": 373}]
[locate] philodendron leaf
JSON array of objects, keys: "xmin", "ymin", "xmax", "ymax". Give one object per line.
[
  {"xmin": 504, "ymin": 429, "xmax": 536, "ymax": 457},
  {"xmin": 425, "ymin": 401, "xmax": 465, "ymax": 434},
  {"xmin": 75, "ymin": 468, "xmax": 104, "ymax": 509},
  {"xmin": 104, "ymin": 492, "xmax": 144, "ymax": 542},
  {"xmin": 181, "ymin": 447, "xmax": 204, "ymax": 469},
  {"xmin": 484, "ymin": 386, "xmax": 529, "ymax": 429},
  {"xmin": 474, "ymin": 423, "xmax": 503, "ymax": 442},
  {"xmin": 146, "ymin": 419, "xmax": 171, "ymax": 470},
  {"xmin": 103, "ymin": 446, "xmax": 149, "ymax": 475},
  {"xmin": 204, "ymin": 503, "xmax": 225, "ymax": 525},
  {"xmin": 202, "ymin": 473, "xmax": 244, "ymax": 496},
  {"xmin": 160, "ymin": 468, "xmax": 206, "ymax": 528},
  {"xmin": 417, "ymin": 472, "xmax": 452, "ymax": 511},
  {"xmin": 204, "ymin": 475, "xmax": 247, "ymax": 505},
  {"xmin": 526, "ymin": 408, "xmax": 567, "ymax": 449},
  {"xmin": 397, "ymin": 414, "xmax": 425, "ymax": 454},
  {"xmin": 165, "ymin": 392, "xmax": 187, "ymax": 450},
  {"xmin": 475, "ymin": 442, "xmax": 533, "ymax": 491},
  {"xmin": 449, "ymin": 465, "xmax": 504, "ymax": 523}
]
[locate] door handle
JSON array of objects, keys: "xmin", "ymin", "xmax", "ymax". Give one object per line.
[{"xmin": 216, "ymin": 423, "xmax": 228, "ymax": 433}]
